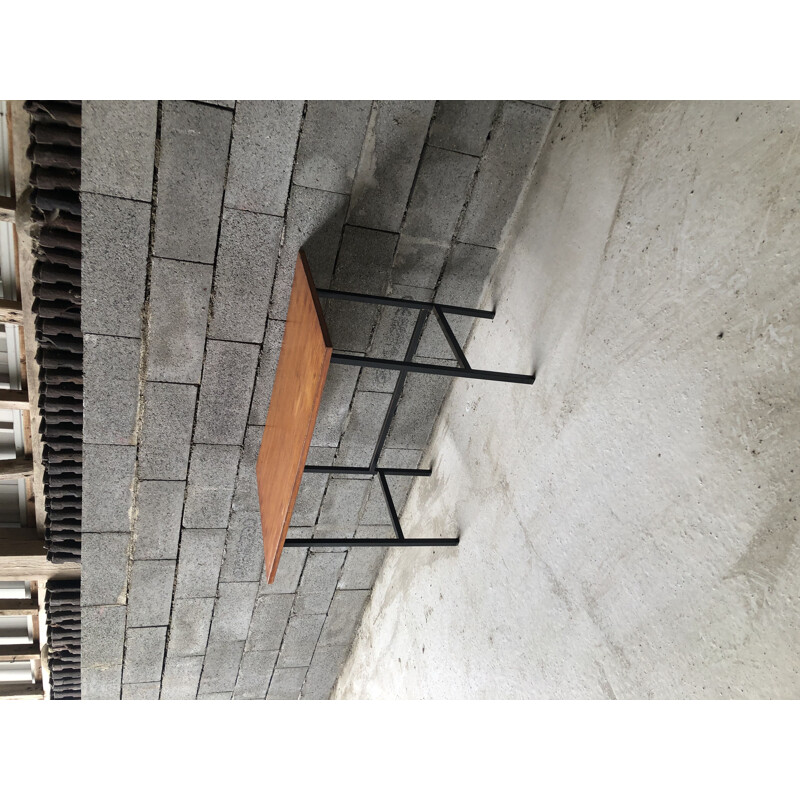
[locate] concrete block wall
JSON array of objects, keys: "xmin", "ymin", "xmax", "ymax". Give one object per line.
[{"xmin": 80, "ymin": 100, "xmax": 556, "ymax": 699}]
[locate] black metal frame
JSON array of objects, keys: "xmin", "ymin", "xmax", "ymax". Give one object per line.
[{"xmin": 283, "ymin": 290, "xmax": 535, "ymax": 550}]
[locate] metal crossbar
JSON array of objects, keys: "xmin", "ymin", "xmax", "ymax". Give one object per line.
[{"xmin": 292, "ymin": 288, "xmax": 535, "ymax": 549}]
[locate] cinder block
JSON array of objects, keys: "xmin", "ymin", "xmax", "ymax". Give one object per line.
[
  {"xmin": 82, "ymin": 605, "xmax": 127, "ymax": 670},
  {"xmin": 146, "ymin": 258, "xmax": 213, "ymax": 384},
  {"xmin": 270, "ymin": 185, "xmax": 349, "ymax": 320},
  {"xmin": 390, "ymin": 235, "xmax": 449, "ymax": 289},
  {"xmin": 317, "ymin": 589, "xmax": 370, "ymax": 648},
  {"xmin": 231, "ymin": 426, "xmax": 264, "ymax": 513},
  {"xmin": 138, "ymin": 382, "xmax": 197, "ymax": 480},
  {"xmin": 316, "ymin": 479, "xmax": 369, "ymax": 534},
  {"xmin": 293, "ymin": 101, "xmax": 372, "ymax": 194},
  {"xmin": 219, "ymin": 512, "xmax": 265, "ymax": 583},
  {"xmin": 122, "ymin": 682, "xmax": 161, "ymax": 700},
  {"xmin": 82, "ymin": 444, "xmax": 136, "ymax": 533},
  {"xmin": 123, "ymin": 626, "xmax": 167, "ymax": 684},
  {"xmin": 187, "ymin": 444, "xmax": 241, "ymax": 490},
  {"xmin": 385, "ymin": 369, "xmax": 453, "ymax": 451},
  {"xmin": 82, "ymin": 100, "xmax": 158, "ymax": 201},
  {"xmin": 428, "ymin": 101, "xmax": 499, "ymax": 157},
  {"xmin": 183, "ymin": 444, "xmax": 240, "ymax": 529},
  {"xmin": 81, "ymin": 532, "xmax": 130, "ymax": 606},
  {"xmin": 233, "ymin": 649, "xmax": 278, "ymax": 700},
  {"xmin": 300, "ymin": 645, "xmax": 349, "ymax": 700},
  {"xmin": 348, "ymin": 101, "xmax": 435, "ymax": 231},
  {"xmin": 199, "ymin": 640, "xmax": 245, "ymax": 694},
  {"xmin": 402, "ymin": 146, "xmax": 477, "ymax": 242},
  {"xmin": 259, "ymin": 546, "xmax": 307, "ymax": 596},
  {"xmin": 198, "ymin": 692, "xmax": 232, "ymax": 700},
  {"xmin": 293, "ymin": 551, "xmax": 346, "ymax": 615},
  {"xmin": 160, "ymin": 656, "xmax": 204, "ymax": 699},
  {"xmin": 167, "ymin": 598, "xmax": 215, "ymax": 658},
  {"xmin": 203, "ymin": 100, "xmax": 235, "ymax": 109},
  {"xmin": 358, "ymin": 285, "xmax": 434, "ymax": 393},
  {"xmin": 248, "ymin": 320, "xmax": 285, "ymax": 425},
  {"xmin": 126, "ymin": 560, "xmax": 176, "ymax": 628},
  {"xmin": 458, "ymin": 101, "xmax": 552, "ymax": 248},
  {"xmin": 360, "ymin": 449, "xmax": 422, "ymax": 525},
  {"xmin": 338, "ymin": 527, "xmax": 392, "ymax": 589},
  {"xmin": 83, "ymin": 334, "xmax": 141, "ymax": 445},
  {"xmin": 267, "ymin": 667, "xmax": 307, "ymax": 700},
  {"xmin": 245, "ymin": 593, "xmax": 294, "ymax": 652},
  {"xmin": 133, "ymin": 480, "xmax": 185, "ymax": 560},
  {"xmin": 82, "ymin": 664, "xmax": 123, "ymax": 700},
  {"xmin": 209, "ymin": 208, "xmax": 283, "ymax": 343},
  {"xmin": 310, "ymin": 365, "xmax": 360, "ymax": 449},
  {"xmin": 292, "ymin": 447, "xmax": 335, "ymax": 526},
  {"xmin": 154, "ymin": 101, "xmax": 232, "ymax": 263},
  {"xmin": 332, "ymin": 391, "xmax": 392, "ymax": 468},
  {"xmin": 417, "ymin": 243, "xmax": 496, "ymax": 359},
  {"xmin": 193, "ymin": 340, "xmax": 260, "ymax": 445},
  {"xmin": 327, "ymin": 226, "xmax": 398, "ymax": 353},
  {"xmin": 82, "ymin": 193, "xmax": 150, "ymax": 338},
  {"xmin": 276, "ymin": 614, "xmax": 326, "ymax": 669},
  {"xmin": 208, "ymin": 582, "xmax": 259, "ymax": 643},
  {"xmin": 175, "ymin": 529, "xmax": 226, "ymax": 599},
  {"xmin": 225, "ymin": 100, "xmax": 304, "ymax": 216}
]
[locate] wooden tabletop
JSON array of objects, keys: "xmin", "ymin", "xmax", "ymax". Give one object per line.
[{"xmin": 256, "ymin": 251, "xmax": 332, "ymax": 583}]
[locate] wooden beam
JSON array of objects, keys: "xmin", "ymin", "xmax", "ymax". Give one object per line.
[
  {"xmin": 0, "ymin": 456, "xmax": 34, "ymax": 479},
  {"xmin": 0, "ymin": 527, "xmax": 40, "ymax": 540},
  {"xmin": 0, "ymin": 299, "xmax": 24, "ymax": 325},
  {"xmin": 9, "ymin": 102, "xmax": 46, "ymax": 535},
  {"xmin": 0, "ymin": 644, "xmax": 39, "ymax": 662},
  {"xmin": 0, "ymin": 389, "xmax": 30, "ymax": 411},
  {"xmin": 0, "ymin": 682, "xmax": 44, "ymax": 699},
  {"xmin": 0, "ymin": 539, "xmax": 46, "ymax": 558},
  {"xmin": 0, "ymin": 194, "xmax": 14, "ymax": 224},
  {"xmin": 0, "ymin": 599, "xmax": 39, "ymax": 615},
  {"xmin": 0, "ymin": 554, "xmax": 79, "ymax": 581}
]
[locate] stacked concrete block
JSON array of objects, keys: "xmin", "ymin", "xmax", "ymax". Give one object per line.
[
  {"xmin": 270, "ymin": 185, "xmax": 349, "ymax": 319},
  {"xmin": 82, "ymin": 334, "xmax": 140, "ymax": 445},
  {"xmin": 293, "ymin": 101, "xmax": 372, "ymax": 194},
  {"xmin": 209, "ymin": 208, "xmax": 282, "ymax": 343},
  {"xmin": 81, "ymin": 190, "xmax": 150, "ymax": 339},
  {"xmin": 174, "ymin": 530, "xmax": 226, "ymax": 599},
  {"xmin": 81, "ymin": 99, "xmax": 557, "ymax": 700},
  {"xmin": 132, "ymin": 481, "xmax": 185, "ymax": 560},
  {"xmin": 458, "ymin": 101, "xmax": 552, "ymax": 249},
  {"xmin": 81, "ymin": 103, "xmax": 159, "ymax": 700},
  {"xmin": 81, "ymin": 605, "xmax": 127, "ymax": 699},
  {"xmin": 123, "ymin": 627, "xmax": 167, "ymax": 684},
  {"xmin": 126, "ymin": 560, "xmax": 176, "ymax": 627},
  {"xmin": 225, "ymin": 101, "xmax": 304, "ymax": 216},
  {"xmin": 348, "ymin": 101, "xmax": 435, "ymax": 231},
  {"xmin": 82, "ymin": 101, "xmax": 158, "ymax": 201},
  {"xmin": 167, "ymin": 598, "xmax": 215, "ymax": 658},
  {"xmin": 208, "ymin": 582, "xmax": 259, "ymax": 643},
  {"xmin": 428, "ymin": 101, "xmax": 499, "ymax": 157},
  {"xmin": 183, "ymin": 445, "xmax": 240, "ymax": 529},
  {"xmin": 138, "ymin": 382, "xmax": 197, "ymax": 480},
  {"xmin": 193, "ymin": 340, "xmax": 260, "ymax": 446},
  {"xmin": 146, "ymin": 259, "xmax": 212, "ymax": 384},
  {"xmin": 153, "ymin": 101, "xmax": 233, "ymax": 263}
]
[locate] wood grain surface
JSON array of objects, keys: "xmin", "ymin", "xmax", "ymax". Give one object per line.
[{"xmin": 256, "ymin": 251, "xmax": 332, "ymax": 583}]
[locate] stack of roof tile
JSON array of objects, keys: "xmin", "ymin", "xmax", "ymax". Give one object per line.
[
  {"xmin": 45, "ymin": 579, "xmax": 80, "ymax": 699},
  {"xmin": 24, "ymin": 100, "xmax": 83, "ymax": 564}
]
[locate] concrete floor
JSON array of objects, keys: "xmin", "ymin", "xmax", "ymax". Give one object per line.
[{"xmin": 334, "ymin": 101, "xmax": 800, "ymax": 699}]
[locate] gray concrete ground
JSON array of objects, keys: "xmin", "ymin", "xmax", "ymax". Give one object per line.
[
  {"xmin": 80, "ymin": 100, "xmax": 556, "ymax": 699},
  {"xmin": 335, "ymin": 101, "xmax": 800, "ymax": 699}
]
